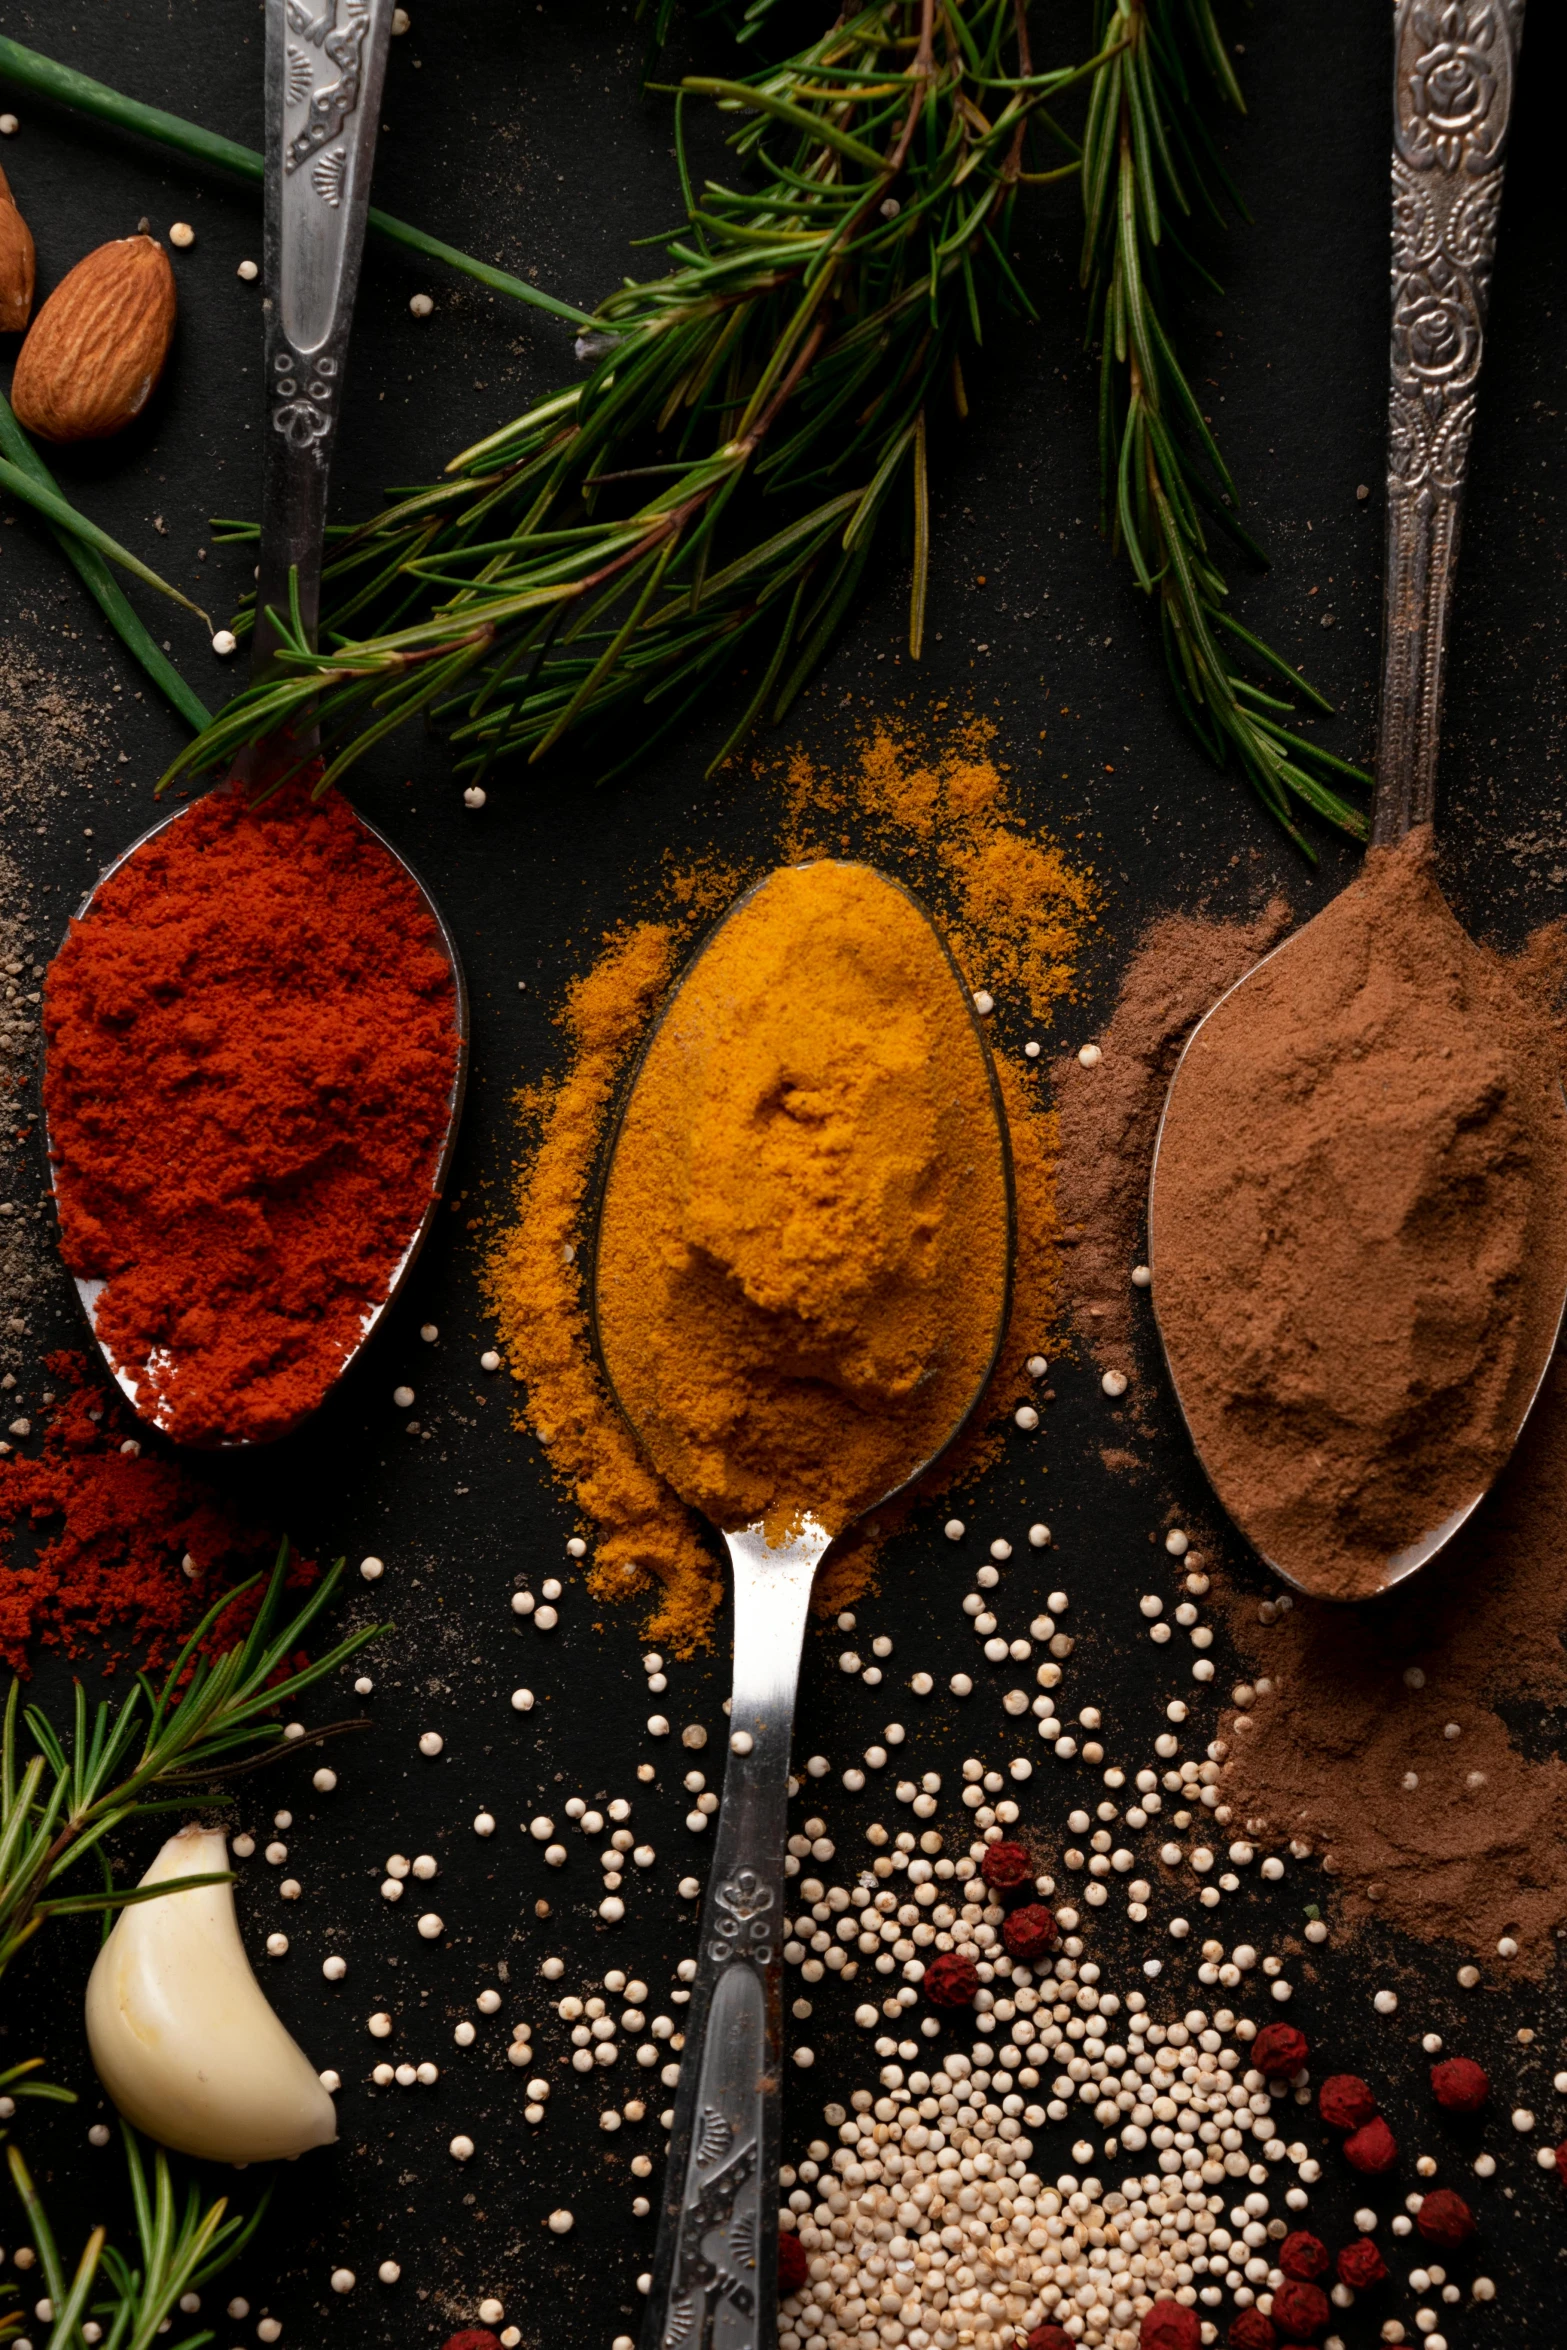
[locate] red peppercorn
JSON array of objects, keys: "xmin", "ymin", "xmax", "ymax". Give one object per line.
[
  {"xmin": 1430, "ymin": 2057, "xmax": 1488, "ymax": 2114},
  {"xmin": 1278, "ymin": 2230, "xmax": 1329, "ymax": 2281},
  {"xmin": 778, "ymin": 2230, "xmax": 809, "ymax": 2295},
  {"xmin": 1251, "ymin": 2022, "xmax": 1309, "ymax": 2079},
  {"xmin": 1416, "ymin": 2188, "xmax": 1474, "ymax": 2247},
  {"xmin": 1228, "ymin": 2310, "xmax": 1276, "ymax": 2349},
  {"xmin": 981, "ymin": 1839, "xmax": 1033, "ymax": 1891},
  {"xmin": 1343, "ymin": 2115, "xmax": 1399, "ymax": 2174},
  {"xmin": 1002, "ymin": 1902, "xmax": 1058, "ymax": 1960},
  {"xmin": 1336, "ymin": 2238, "xmax": 1387, "ymax": 2289},
  {"xmin": 1025, "ymin": 2327, "xmax": 1075, "ymax": 2350},
  {"xmin": 1556, "ymin": 2140, "xmax": 1567, "ymax": 2188},
  {"xmin": 1317, "ymin": 2074, "xmax": 1378, "ymax": 2131},
  {"xmin": 1270, "ymin": 2280, "xmax": 1331, "ymax": 2339},
  {"xmin": 443, "ymin": 2335, "xmax": 501, "ymax": 2350},
  {"xmin": 922, "ymin": 1951, "xmax": 981, "ymax": 2008},
  {"xmin": 1139, "ymin": 2300, "xmax": 1201, "ymax": 2350}
]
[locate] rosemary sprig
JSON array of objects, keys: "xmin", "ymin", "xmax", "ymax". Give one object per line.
[
  {"xmin": 0, "ymin": 394, "xmax": 210, "ymax": 732},
  {"xmin": 152, "ymin": 1, "xmax": 1362, "ymax": 843},
  {"xmin": 159, "ymin": 1, "xmax": 1107, "ymax": 797},
  {"xmin": 1081, "ymin": 0, "xmax": 1368, "ymax": 845},
  {"xmin": 9, "ymin": 2127, "xmax": 265, "ymax": 2350},
  {"xmin": 0, "ymin": 37, "xmax": 594, "ymax": 330},
  {"xmin": 0, "ymin": 1550, "xmax": 380, "ymax": 1988}
]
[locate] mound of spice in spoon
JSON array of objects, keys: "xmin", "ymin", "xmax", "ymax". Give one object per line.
[
  {"xmin": 43, "ymin": 776, "xmax": 461, "ymax": 1447},
  {"xmin": 1151, "ymin": 828, "xmax": 1567, "ymax": 1599},
  {"xmin": 593, "ymin": 858, "xmax": 1012, "ymax": 1541}
]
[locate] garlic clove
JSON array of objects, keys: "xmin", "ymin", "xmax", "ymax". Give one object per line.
[{"xmin": 85, "ymin": 1824, "xmax": 337, "ymax": 2164}]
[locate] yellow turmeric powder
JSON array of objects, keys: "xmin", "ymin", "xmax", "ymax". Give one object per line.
[
  {"xmin": 593, "ymin": 863, "xmax": 1012, "ymax": 1541},
  {"xmin": 483, "ymin": 715, "xmax": 1096, "ymax": 1652}
]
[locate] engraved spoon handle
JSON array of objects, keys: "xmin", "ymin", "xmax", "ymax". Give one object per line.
[
  {"xmin": 643, "ymin": 1525, "xmax": 826, "ymax": 2350},
  {"xmin": 253, "ymin": 0, "xmax": 396, "ymax": 682},
  {"xmin": 1374, "ymin": 0, "xmax": 1526, "ymax": 844}
]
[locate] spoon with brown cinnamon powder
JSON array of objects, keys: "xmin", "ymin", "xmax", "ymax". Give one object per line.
[{"xmin": 1148, "ymin": 10, "xmax": 1567, "ymax": 1602}]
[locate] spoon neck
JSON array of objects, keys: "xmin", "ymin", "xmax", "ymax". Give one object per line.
[{"xmin": 1374, "ymin": 0, "xmax": 1523, "ymax": 848}]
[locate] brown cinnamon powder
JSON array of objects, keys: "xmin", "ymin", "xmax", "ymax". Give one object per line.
[
  {"xmin": 1051, "ymin": 894, "xmax": 1291, "ymax": 1397},
  {"xmin": 1150, "ymin": 829, "xmax": 1567, "ymax": 1598},
  {"xmin": 1056, "ymin": 880, "xmax": 1567, "ymax": 1965}
]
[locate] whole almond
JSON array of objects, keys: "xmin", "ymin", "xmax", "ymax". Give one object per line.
[
  {"xmin": 0, "ymin": 163, "xmax": 34, "ymax": 334},
  {"xmin": 11, "ymin": 233, "xmax": 176, "ymax": 443}
]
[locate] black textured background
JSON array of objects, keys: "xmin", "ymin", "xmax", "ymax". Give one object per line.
[{"xmin": 0, "ymin": 3, "xmax": 1565, "ymax": 2346}]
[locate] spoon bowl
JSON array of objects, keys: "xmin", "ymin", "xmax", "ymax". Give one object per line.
[{"xmin": 45, "ymin": 791, "xmax": 468, "ymax": 1449}]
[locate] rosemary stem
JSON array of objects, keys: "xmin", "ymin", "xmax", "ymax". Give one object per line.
[{"xmin": 0, "ymin": 37, "xmax": 596, "ymax": 330}]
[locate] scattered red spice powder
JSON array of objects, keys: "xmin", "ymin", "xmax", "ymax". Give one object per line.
[
  {"xmin": 0, "ymin": 1352, "xmax": 310, "ymax": 1674},
  {"xmin": 922, "ymin": 1951, "xmax": 980, "ymax": 2008},
  {"xmin": 1336, "ymin": 2237, "xmax": 1387, "ymax": 2289},
  {"xmin": 44, "ymin": 777, "xmax": 460, "ymax": 1446},
  {"xmin": 1317, "ymin": 2075, "xmax": 1377, "ymax": 2131}
]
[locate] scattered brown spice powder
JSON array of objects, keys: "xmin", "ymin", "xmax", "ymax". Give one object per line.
[
  {"xmin": 1055, "ymin": 887, "xmax": 1567, "ymax": 1965},
  {"xmin": 485, "ymin": 717, "xmax": 1094, "ymax": 1653},
  {"xmin": 1051, "ymin": 896, "xmax": 1291, "ymax": 1404}
]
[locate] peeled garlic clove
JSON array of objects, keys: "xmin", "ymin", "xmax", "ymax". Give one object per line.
[{"xmin": 86, "ymin": 1824, "xmax": 337, "ymax": 2164}]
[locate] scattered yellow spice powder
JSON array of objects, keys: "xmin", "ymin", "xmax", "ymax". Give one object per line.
[{"xmin": 484, "ymin": 716, "xmax": 1096, "ymax": 1652}]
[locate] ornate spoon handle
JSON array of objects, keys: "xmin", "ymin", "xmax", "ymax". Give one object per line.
[
  {"xmin": 254, "ymin": 0, "xmax": 397, "ymax": 679},
  {"xmin": 1375, "ymin": 0, "xmax": 1525, "ymax": 843},
  {"xmin": 643, "ymin": 1525, "xmax": 827, "ymax": 2350}
]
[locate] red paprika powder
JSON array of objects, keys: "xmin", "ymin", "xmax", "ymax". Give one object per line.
[
  {"xmin": 44, "ymin": 779, "xmax": 461, "ymax": 1446},
  {"xmin": 0, "ymin": 1353, "xmax": 310, "ymax": 1672}
]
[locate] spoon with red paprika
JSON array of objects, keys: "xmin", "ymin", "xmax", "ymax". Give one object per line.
[{"xmin": 41, "ymin": 0, "xmax": 468, "ymax": 1449}]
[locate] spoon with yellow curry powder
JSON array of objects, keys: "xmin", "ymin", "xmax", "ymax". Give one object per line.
[
  {"xmin": 1149, "ymin": 2, "xmax": 1567, "ymax": 1604},
  {"xmin": 592, "ymin": 861, "xmax": 1014, "ymax": 2350}
]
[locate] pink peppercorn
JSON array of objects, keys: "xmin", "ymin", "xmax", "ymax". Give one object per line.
[
  {"xmin": 1270, "ymin": 2280, "xmax": 1331, "ymax": 2339},
  {"xmin": 1416, "ymin": 2188, "xmax": 1475, "ymax": 2247},
  {"xmin": 1318, "ymin": 2074, "xmax": 1378, "ymax": 2131},
  {"xmin": 981, "ymin": 1839, "xmax": 1033, "ymax": 1891},
  {"xmin": 1002, "ymin": 1902, "xmax": 1058, "ymax": 1960},
  {"xmin": 1430, "ymin": 2057, "xmax": 1489, "ymax": 2114},
  {"xmin": 1344, "ymin": 2115, "xmax": 1399, "ymax": 2174},
  {"xmin": 1337, "ymin": 2238, "xmax": 1388, "ymax": 2289},
  {"xmin": 922, "ymin": 1951, "xmax": 980, "ymax": 2008},
  {"xmin": 443, "ymin": 2335, "xmax": 501, "ymax": 2350},
  {"xmin": 1025, "ymin": 2328, "xmax": 1075, "ymax": 2350},
  {"xmin": 1278, "ymin": 2230, "xmax": 1329, "ymax": 2280},
  {"xmin": 1251, "ymin": 2022, "xmax": 1308, "ymax": 2079},
  {"xmin": 778, "ymin": 2231, "xmax": 809, "ymax": 2295},
  {"xmin": 1228, "ymin": 2311, "xmax": 1276, "ymax": 2349},
  {"xmin": 1139, "ymin": 2300, "xmax": 1201, "ymax": 2350}
]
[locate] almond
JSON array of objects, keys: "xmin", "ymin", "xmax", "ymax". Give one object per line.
[
  {"xmin": 11, "ymin": 233, "xmax": 176, "ymax": 444},
  {"xmin": 0, "ymin": 163, "xmax": 35, "ymax": 334}
]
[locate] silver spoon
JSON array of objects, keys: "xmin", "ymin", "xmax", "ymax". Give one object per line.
[
  {"xmin": 590, "ymin": 865, "xmax": 1014, "ymax": 2350},
  {"xmin": 44, "ymin": 0, "xmax": 468, "ymax": 1446},
  {"xmin": 1149, "ymin": 1, "xmax": 1562, "ymax": 1599}
]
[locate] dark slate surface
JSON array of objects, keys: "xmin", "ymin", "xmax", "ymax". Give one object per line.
[{"xmin": 0, "ymin": 2, "xmax": 1565, "ymax": 2344}]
